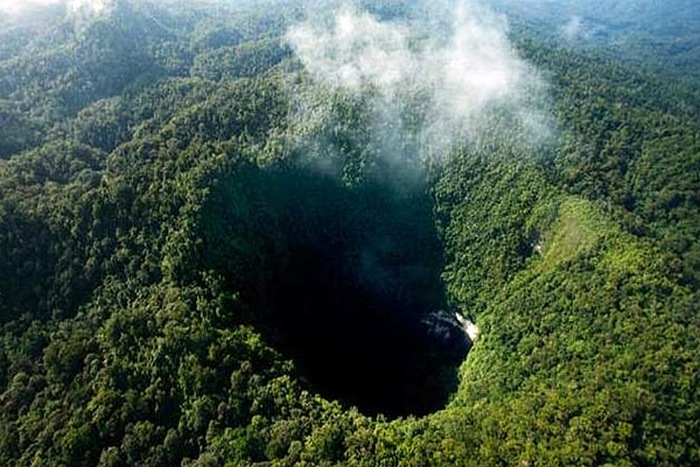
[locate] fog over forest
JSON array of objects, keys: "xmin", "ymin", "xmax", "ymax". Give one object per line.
[{"xmin": 0, "ymin": 0, "xmax": 699, "ymax": 465}]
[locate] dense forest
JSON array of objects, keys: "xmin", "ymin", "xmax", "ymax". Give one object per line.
[{"xmin": 1, "ymin": 0, "xmax": 699, "ymax": 465}]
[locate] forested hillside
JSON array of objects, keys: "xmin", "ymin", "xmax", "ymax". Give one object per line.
[
  {"xmin": 493, "ymin": 0, "xmax": 700, "ymax": 87},
  {"xmin": 1, "ymin": 0, "xmax": 699, "ymax": 465}
]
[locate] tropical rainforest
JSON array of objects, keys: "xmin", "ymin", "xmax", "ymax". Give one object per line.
[{"xmin": 0, "ymin": 0, "xmax": 699, "ymax": 465}]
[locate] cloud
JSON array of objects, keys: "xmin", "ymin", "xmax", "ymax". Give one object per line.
[
  {"xmin": 284, "ymin": 0, "xmax": 551, "ymax": 167},
  {"xmin": 286, "ymin": 6, "xmax": 415, "ymax": 91},
  {"xmin": 561, "ymin": 15, "xmax": 587, "ymax": 42},
  {"xmin": 0, "ymin": 0, "xmax": 110, "ymax": 18}
]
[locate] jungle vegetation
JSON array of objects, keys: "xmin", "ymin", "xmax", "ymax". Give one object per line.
[{"xmin": 0, "ymin": 0, "xmax": 699, "ymax": 465}]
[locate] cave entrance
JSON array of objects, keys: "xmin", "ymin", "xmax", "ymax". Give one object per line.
[{"xmin": 202, "ymin": 164, "xmax": 469, "ymax": 418}]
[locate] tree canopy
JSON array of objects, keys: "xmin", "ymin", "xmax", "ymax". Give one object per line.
[{"xmin": 0, "ymin": 1, "xmax": 699, "ymax": 465}]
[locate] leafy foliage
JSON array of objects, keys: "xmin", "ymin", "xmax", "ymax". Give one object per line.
[{"xmin": 0, "ymin": 1, "xmax": 699, "ymax": 466}]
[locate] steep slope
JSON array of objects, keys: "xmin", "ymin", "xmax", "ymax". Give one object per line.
[{"xmin": 0, "ymin": 1, "xmax": 699, "ymax": 466}]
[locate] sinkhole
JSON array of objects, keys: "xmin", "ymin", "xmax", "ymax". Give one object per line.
[{"xmin": 201, "ymin": 165, "xmax": 471, "ymax": 418}]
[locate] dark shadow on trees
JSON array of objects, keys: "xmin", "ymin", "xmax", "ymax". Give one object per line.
[{"xmin": 200, "ymin": 164, "xmax": 469, "ymax": 418}]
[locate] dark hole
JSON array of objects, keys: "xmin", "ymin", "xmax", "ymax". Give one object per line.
[{"xmin": 201, "ymin": 164, "xmax": 470, "ymax": 418}]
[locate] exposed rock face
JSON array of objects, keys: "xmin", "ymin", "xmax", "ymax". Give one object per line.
[
  {"xmin": 454, "ymin": 312, "xmax": 479, "ymax": 342},
  {"xmin": 422, "ymin": 310, "xmax": 474, "ymax": 358}
]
